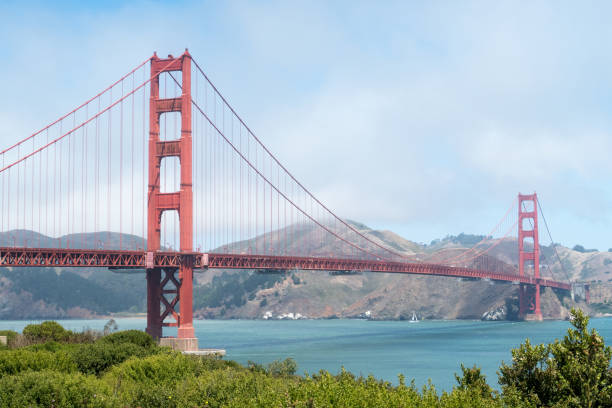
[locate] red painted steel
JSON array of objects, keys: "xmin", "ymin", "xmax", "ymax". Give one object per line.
[
  {"xmin": 146, "ymin": 268, "xmax": 161, "ymax": 337},
  {"xmin": 0, "ymin": 247, "xmax": 570, "ymax": 291},
  {"xmin": 147, "ymin": 51, "xmax": 195, "ymax": 339},
  {"xmin": 518, "ymin": 193, "xmax": 542, "ymax": 319},
  {"xmin": 204, "ymin": 253, "xmax": 571, "ymax": 290}
]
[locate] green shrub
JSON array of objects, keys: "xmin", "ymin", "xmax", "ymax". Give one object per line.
[
  {"xmin": 197, "ymin": 355, "xmax": 242, "ymax": 371},
  {"xmin": 267, "ymin": 358, "xmax": 298, "ymax": 377},
  {"xmin": 120, "ymin": 383, "xmax": 178, "ymax": 408},
  {"xmin": 454, "ymin": 363, "xmax": 494, "ymax": 399},
  {"xmin": 248, "ymin": 358, "xmax": 297, "ymax": 376},
  {"xmin": 499, "ymin": 308, "xmax": 612, "ymax": 407},
  {"xmin": 70, "ymin": 342, "xmax": 154, "ymax": 376},
  {"xmin": 3, "ymin": 312, "xmax": 612, "ymax": 407},
  {"xmin": 0, "ymin": 369, "xmax": 113, "ymax": 407},
  {"xmin": 106, "ymin": 354, "xmax": 241, "ymax": 407},
  {"xmin": 22, "ymin": 321, "xmax": 71, "ymax": 343},
  {"xmin": 0, "ymin": 349, "xmax": 76, "ymax": 376},
  {"xmin": 176, "ymin": 369, "xmax": 287, "ymax": 407},
  {"xmin": 98, "ymin": 329, "xmax": 155, "ymax": 348},
  {"xmin": 103, "ymin": 352, "xmax": 199, "ymax": 389},
  {"xmin": 22, "ymin": 341, "xmax": 74, "ymax": 353}
]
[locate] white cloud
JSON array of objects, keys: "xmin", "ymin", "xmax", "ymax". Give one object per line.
[{"xmin": 1, "ymin": 1, "xmax": 612, "ymax": 249}]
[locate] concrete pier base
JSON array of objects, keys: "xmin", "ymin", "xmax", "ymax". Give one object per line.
[
  {"xmin": 158, "ymin": 337, "xmax": 225, "ymax": 356},
  {"xmin": 523, "ymin": 313, "xmax": 543, "ymax": 321},
  {"xmin": 159, "ymin": 337, "xmax": 199, "ymax": 352},
  {"xmin": 184, "ymin": 349, "xmax": 226, "ymax": 357}
]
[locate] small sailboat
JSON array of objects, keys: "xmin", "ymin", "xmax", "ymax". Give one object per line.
[{"xmin": 409, "ymin": 311, "xmax": 418, "ymax": 323}]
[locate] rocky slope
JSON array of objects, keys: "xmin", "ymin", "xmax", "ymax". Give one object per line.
[{"xmin": 192, "ymin": 225, "xmax": 590, "ymax": 321}]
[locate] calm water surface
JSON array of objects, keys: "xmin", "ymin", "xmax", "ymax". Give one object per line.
[{"xmin": 2, "ymin": 317, "xmax": 611, "ymax": 391}]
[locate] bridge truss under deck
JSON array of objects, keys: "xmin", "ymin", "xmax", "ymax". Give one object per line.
[{"xmin": 0, "ymin": 247, "xmax": 570, "ymax": 291}]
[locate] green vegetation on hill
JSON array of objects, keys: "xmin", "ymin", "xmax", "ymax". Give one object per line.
[
  {"xmin": 430, "ymin": 233, "xmax": 490, "ymax": 247},
  {"xmin": 194, "ymin": 271, "xmax": 282, "ymax": 311},
  {"xmin": 0, "ymin": 268, "xmax": 145, "ymax": 316},
  {"xmin": 573, "ymin": 244, "xmax": 599, "ymax": 253},
  {"xmin": 0, "ymin": 310, "xmax": 610, "ymax": 407}
]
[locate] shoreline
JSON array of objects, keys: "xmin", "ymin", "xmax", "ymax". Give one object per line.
[{"xmin": 0, "ymin": 315, "xmax": 603, "ymax": 322}]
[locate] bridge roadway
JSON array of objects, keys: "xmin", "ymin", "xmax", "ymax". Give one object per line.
[{"xmin": 0, "ymin": 247, "xmax": 571, "ymax": 291}]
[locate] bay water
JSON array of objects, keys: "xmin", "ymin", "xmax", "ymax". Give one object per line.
[{"xmin": 2, "ymin": 317, "xmax": 611, "ymax": 391}]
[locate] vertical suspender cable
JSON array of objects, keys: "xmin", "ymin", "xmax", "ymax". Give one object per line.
[
  {"xmin": 107, "ymin": 89, "xmax": 112, "ymax": 248},
  {"xmin": 131, "ymin": 72, "xmax": 135, "ymax": 249},
  {"xmin": 120, "ymin": 79, "xmax": 124, "ymax": 250},
  {"xmin": 82, "ymin": 105, "xmax": 87, "ymax": 249}
]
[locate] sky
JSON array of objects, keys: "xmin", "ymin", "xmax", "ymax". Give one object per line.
[{"xmin": 1, "ymin": 0, "xmax": 611, "ymax": 250}]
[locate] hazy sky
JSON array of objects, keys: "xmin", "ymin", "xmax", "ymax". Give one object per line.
[{"xmin": 1, "ymin": 1, "xmax": 611, "ymax": 250}]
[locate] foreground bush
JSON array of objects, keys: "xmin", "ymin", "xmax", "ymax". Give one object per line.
[
  {"xmin": 0, "ymin": 370, "xmax": 113, "ymax": 408},
  {"xmin": 22, "ymin": 321, "xmax": 71, "ymax": 343},
  {"xmin": 70, "ymin": 341, "xmax": 156, "ymax": 376},
  {"xmin": 97, "ymin": 329, "xmax": 155, "ymax": 349},
  {"xmin": 0, "ymin": 349, "xmax": 76, "ymax": 376},
  {"xmin": 0, "ymin": 311, "xmax": 608, "ymax": 407},
  {"xmin": 102, "ymin": 354, "xmax": 499, "ymax": 408},
  {"xmin": 499, "ymin": 309, "xmax": 612, "ymax": 407},
  {"xmin": 103, "ymin": 352, "xmax": 204, "ymax": 388}
]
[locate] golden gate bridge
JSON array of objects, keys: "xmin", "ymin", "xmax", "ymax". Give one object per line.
[{"xmin": 0, "ymin": 50, "xmax": 576, "ymax": 351}]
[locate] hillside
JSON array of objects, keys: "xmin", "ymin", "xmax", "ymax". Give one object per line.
[{"xmin": 0, "ymin": 226, "xmax": 606, "ymax": 320}]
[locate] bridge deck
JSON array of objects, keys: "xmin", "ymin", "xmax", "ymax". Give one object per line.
[{"xmin": 0, "ymin": 247, "xmax": 571, "ymax": 291}]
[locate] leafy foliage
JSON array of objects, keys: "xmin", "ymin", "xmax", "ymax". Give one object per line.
[
  {"xmin": 1, "ymin": 317, "xmax": 612, "ymax": 407},
  {"xmin": 267, "ymin": 357, "xmax": 298, "ymax": 376},
  {"xmin": 0, "ymin": 370, "xmax": 113, "ymax": 407},
  {"xmin": 247, "ymin": 358, "xmax": 297, "ymax": 377},
  {"xmin": 454, "ymin": 363, "xmax": 494, "ymax": 399},
  {"xmin": 499, "ymin": 308, "xmax": 612, "ymax": 407},
  {"xmin": 22, "ymin": 321, "xmax": 70, "ymax": 342},
  {"xmin": 0, "ymin": 267, "xmax": 145, "ymax": 316},
  {"xmin": 0, "ymin": 349, "xmax": 76, "ymax": 376},
  {"xmin": 98, "ymin": 329, "xmax": 155, "ymax": 349},
  {"xmin": 70, "ymin": 342, "xmax": 155, "ymax": 376}
]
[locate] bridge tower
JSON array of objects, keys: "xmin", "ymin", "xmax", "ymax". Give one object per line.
[
  {"xmin": 518, "ymin": 193, "xmax": 542, "ymax": 321},
  {"xmin": 146, "ymin": 51, "xmax": 197, "ymax": 350}
]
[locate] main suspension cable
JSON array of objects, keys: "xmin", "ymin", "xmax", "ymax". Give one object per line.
[{"xmin": 537, "ymin": 198, "xmax": 572, "ymax": 282}]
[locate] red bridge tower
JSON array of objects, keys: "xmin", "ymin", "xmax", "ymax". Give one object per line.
[
  {"xmin": 518, "ymin": 193, "xmax": 543, "ymax": 321},
  {"xmin": 145, "ymin": 51, "xmax": 198, "ymax": 350}
]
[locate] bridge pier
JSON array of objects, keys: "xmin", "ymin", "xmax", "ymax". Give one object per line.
[
  {"xmin": 518, "ymin": 193, "xmax": 543, "ymax": 321},
  {"xmin": 145, "ymin": 51, "xmax": 198, "ymax": 351},
  {"xmin": 145, "ymin": 260, "xmax": 197, "ymax": 350},
  {"xmin": 177, "ymin": 257, "xmax": 195, "ymax": 339},
  {"xmin": 519, "ymin": 283, "xmax": 542, "ymax": 321},
  {"xmin": 145, "ymin": 268, "xmax": 162, "ymax": 339}
]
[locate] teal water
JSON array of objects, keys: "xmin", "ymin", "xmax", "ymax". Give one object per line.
[{"xmin": 2, "ymin": 317, "xmax": 611, "ymax": 391}]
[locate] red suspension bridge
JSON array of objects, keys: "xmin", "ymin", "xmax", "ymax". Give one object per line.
[{"xmin": 0, "ymin": 51, "xmax": 574, "ymax": 350}]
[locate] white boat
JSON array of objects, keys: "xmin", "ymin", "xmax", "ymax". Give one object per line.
[{"xmin": 409, "ymin": 311, "xmax": 418, "ymax": 323}]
